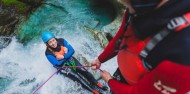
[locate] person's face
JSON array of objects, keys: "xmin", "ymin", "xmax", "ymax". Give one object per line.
[{"xmin": 47, "ymin": 38, "xmax": 57, "ymax": 48}]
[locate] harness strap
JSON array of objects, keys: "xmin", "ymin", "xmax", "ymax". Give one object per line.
[
  {"xmin": 140, "ymin": 12, "xmax": 190, "ymax": 69},
  {"xmin": 140, "ymin": 28, "xmax": 170, "ymax": 58},
  {"xmin": 124, "ymin": 9, "xmax": 132, "ymax": 31},
  {"xmin": 65, "ymin": 57, "xmax": 76, "ymax": 71},
  {"xmin": 115, "ymin": 9, "xmax": 132, "ymax": 52}
]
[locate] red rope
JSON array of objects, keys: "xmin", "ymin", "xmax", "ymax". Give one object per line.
[
  {"xmin": 32, "ymin": 67, "xmax": 62, "ymax": 94},
  {"xmin": 98, "ymin": 68, "xmax": 103, "ymax": 72},
  {"xmin": 62, "ymin": 65, "xmax": 92, "ymax": 68}
]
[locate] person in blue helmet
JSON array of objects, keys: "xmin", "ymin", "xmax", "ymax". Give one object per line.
[{"xmin": 41, "ymin": 31, "xmax": 107, "ymax": 94}]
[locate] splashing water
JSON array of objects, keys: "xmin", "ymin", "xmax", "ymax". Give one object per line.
[{"xmin": 0, "ymin": 0, "xmax": 118, "ymax": 94}]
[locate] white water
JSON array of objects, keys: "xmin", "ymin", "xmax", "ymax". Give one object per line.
[
  {"xmin": 0, "ymin": 0, "xmax": 118, "ymax": 94},
  {"xmin": 0, "ymin": 32, "xmax": 117, "ymax": 94}
]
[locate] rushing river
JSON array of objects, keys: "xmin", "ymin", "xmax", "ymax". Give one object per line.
[{"xmin": 0, "ymin": 0, "xmax": 118, "ymax": 94}]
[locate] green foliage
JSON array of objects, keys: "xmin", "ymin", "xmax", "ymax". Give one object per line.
[{"xmin": 1, "ymin": 0, "xmax": 27, "ymax": 13}]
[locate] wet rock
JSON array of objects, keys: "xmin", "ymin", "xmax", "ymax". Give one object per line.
[
  {"xmin": 19, "ymin": 78, "xmax": 36, "ymax": 86},
  {"xmin": 84, "ymin": 16, "xmax": 122, "ymax": 49},
  {"xmin": 0, "ymin": 14, "xmax": 16, "ymax": 26},
  {"xmin": 84, "ymin": 26, "xmax": 110, "ymax": 48},
  {"xmin": 83, "ymin": 0, "xmax": 124, "ymax": 49},
  {"xmin": 0, "ymin": 3, "xmax": 20, "ymax": 36},
  {"xmin": 101, "ymin": 11, "xmax": 124, "ymax": 36},
  {"xmin": 0, "ymin": 0, "xmax": 44, "ymax": 35},
  {"xmin": 75, "ymin": 54, "xmax": 90, "ymax": 66},
  {"xmin": 0, "ymin": 16, "xmax": 19, "ymax": 36},
  {"xmin": 0, "ymin": 36, "xmax": 12, "ymax": 50},
  {"xmin": 99, "ymin": 0, "xmax": 125, "ymax": 37},
  {"xmin": 0, "ymin": 0, "xmax": 44, "ymax": 48},
  {"xmin": 94, "ymin": 32, "xmax": 109, "ymax": 48}
]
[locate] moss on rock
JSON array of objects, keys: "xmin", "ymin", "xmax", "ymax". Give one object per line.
[{"xmin": 1, "ymin": 0, "xmax": 27, "ymax": 13}]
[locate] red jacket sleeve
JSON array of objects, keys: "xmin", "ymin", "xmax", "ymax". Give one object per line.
[
  {"xmin": 98, "ymin": 11, "xmax": 127, "ymax": 63},
  {"xmin": 108, "ymin": 60, "xmax": 190, "ymax": 94}
]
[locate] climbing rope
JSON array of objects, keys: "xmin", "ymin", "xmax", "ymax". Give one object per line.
[{"xmin": 32, "ymin": 65, "xmax": 103, "ymax": 94}]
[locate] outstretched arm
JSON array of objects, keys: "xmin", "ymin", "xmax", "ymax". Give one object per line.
[
  {"xmin": 91, "ymin": 11, "xmax": 128, "ymax": 69},
  {"xmin": 98, "ymin": 11, "xmax": 127, "ymax": 63}
]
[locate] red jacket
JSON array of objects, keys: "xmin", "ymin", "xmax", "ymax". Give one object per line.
[{"xmin": 98, "ymin": 10, "xmax": 190, "ymax": 94}]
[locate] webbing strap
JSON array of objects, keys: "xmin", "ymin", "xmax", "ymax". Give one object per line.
[
  {"xmin": 140, "ymin": 13, "xmax": 190, "ymax": 59},
  {"xmin": 140, "ymin": 28, "xmax": 170, "ymax": 58}
]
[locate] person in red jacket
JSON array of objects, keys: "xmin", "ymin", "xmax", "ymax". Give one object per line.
[{"xmin": 91, "ymin": 0, "xmax": 190, "ymax": 94}]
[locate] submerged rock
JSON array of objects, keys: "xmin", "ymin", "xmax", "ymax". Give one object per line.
[
  {"xmin": 19, "ymin": 78, "xmax": 36, "ymax": 86},
  {"xmin": 0, "ymin": 77, "xmax": 12, "ymax": 93}
]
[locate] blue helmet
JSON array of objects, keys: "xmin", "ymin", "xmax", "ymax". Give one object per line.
[{"xmin": 41, "ymin": 31, "xmax": 55, "ymax": 43}]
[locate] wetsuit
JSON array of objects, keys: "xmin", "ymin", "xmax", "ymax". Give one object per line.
[
  {"xmin": 98, "ymin": 0, "xmax": 190, "ymax": 94},
  {"xmin": 45, "ymin": 38, "xmax": 98, "ymax": 92}
]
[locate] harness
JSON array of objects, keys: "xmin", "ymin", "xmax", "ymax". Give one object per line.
[
  {"xmin": 115, "ymin": 11, "xmax": 190, "ymax": 85},
  {"xmin": 64, "ymin": 57, "xmax": 76, "ymax": 71},
  {"xmin": 141, "ymin": 12, "xmax": 190, "ymax": 70}
]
